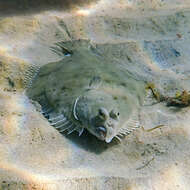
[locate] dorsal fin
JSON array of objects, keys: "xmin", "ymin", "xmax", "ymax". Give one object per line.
[
  {"xmin": 50, "ymin": 41, "xmax": 73, "ymax": 57},
  {"xmin": 50, "ymin": 39, "xmax": 91, "ymax": 57},
  {"xmin": 23, "ymin": 64, "xmax": 40, "ymax": 89}
]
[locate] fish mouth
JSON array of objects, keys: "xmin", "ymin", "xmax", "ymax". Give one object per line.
[{"xmin": 96, "ymin": 126, "xmax": 107, "ymax": 141}]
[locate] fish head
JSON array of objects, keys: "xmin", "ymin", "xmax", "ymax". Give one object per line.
[{"xmin": 73, "ymin": 89, "xmax": 134, "ymax": 143}]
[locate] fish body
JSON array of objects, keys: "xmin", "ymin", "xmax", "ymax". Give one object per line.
[{"xmin": 27, "ymin": 40, "xmax": 146, "ymax": 143}]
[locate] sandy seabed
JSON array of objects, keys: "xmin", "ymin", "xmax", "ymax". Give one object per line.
[{"xmin": 1, "ymin": 0, "xmax": 190, "ymax": 189}]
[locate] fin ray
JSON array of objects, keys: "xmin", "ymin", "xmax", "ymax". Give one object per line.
[
  {"xmin": 50, "ymin": 117, "xmax": 67, "ymax": 126},
  {"xmin": 67, "ymin": 125, "xmax": 77, "ymax": 134},
  {"xmin": 117, "ymin": 109, "xmax": 140, "ymax": 138},
  {"xmin": 23, "ymin": 64, "xmax": 40, "ymax": 89}
]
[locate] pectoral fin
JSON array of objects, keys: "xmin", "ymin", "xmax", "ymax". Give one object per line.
[{"xmin": 88, "ymin": 76, "xmax": 102, "ymax": 89}]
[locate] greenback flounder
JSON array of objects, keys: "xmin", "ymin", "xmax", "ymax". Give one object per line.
[{"xmin": 27, "ymin": 40, "xmax": 146, "ymax": 143}]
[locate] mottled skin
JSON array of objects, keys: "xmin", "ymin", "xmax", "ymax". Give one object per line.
[{"xmin": 27, "ymin": 40, "xmax": 146, "ymax": 143}]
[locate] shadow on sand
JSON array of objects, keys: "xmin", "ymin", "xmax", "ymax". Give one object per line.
[{"xmin": 63, "ymin": 130, "xmax": 120, "ymax": 154}]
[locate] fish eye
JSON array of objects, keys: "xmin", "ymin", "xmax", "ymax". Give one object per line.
[
  {"xmin": 99, "ymin": 109, "xmax": 105, "ymax": 116},
  {"xmin": 98, "ymin": 108, "xmax": 109, "ymax": 120},
  {"xmin": 99, "ymin": 109, "xmax": 106, "ymax": 119},
  {"xmin": 110, "ymin": 110, "xmax": 119, "ymax": 119}
]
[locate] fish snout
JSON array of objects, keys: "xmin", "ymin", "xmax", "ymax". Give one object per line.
[
  {"xmin": 96, "ymin": 126, "xmax": 107, "ymax": 140},
  {"xmin": 93, "ymin": 107, "xmax": 120, "ymax": 142}
]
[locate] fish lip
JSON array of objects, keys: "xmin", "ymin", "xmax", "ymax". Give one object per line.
[
  {"xmin": 105, "ymin": 137, "xmax": 113, "ymax": 143},
  {"xmin": 98, "ymin": 126, "xmax": 106, "ymax": 133},
  {"xmin": 96, "ymin": 126, "xmax": 107, "ymax": 140}
]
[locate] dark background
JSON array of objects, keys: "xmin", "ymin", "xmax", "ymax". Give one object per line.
[{"xmin": 0, "ymin": 0, "xmax": 99, "ymax": 16}]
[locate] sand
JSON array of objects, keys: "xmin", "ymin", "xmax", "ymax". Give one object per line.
[{"xmin": 1, "ymin": 0, "xmax": 190, "ymax": 189}]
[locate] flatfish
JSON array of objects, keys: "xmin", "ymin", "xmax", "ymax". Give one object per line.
[{"xmin": 26, "ymin": 40, "xmax": 146, "ymax": 143}]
